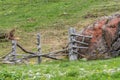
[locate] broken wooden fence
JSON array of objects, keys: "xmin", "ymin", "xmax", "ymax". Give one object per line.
[
  {"xmin": 1, "ymin": 27, "xmax": 93, "ymax": 64},
  {"xmin": 1, "ymin": 33, "xmax": 67, "ymax": 64}
]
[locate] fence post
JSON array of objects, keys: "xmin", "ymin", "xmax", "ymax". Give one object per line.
[
  {"xmin": 37, "ymin": 33, "xmax": 42, "ymax": 64},
  {"xmin": 11, "ymin": 40, "xmax": 17, "ymax": 61},
  {"xmin": 68, "ymin": 28, "xmax": 78, "ymax": 61},
  {"xmin": 72, "ymin": 28, "xmax": 78, "ymax": 57}
]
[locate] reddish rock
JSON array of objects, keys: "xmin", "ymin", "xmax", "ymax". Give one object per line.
[{"xmin": 77, "ymin": 14, "xmax": 120, "ymax": 59}]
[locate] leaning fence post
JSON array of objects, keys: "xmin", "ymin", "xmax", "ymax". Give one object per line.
[
  {"xmin": 37, "ymin": 33, "xmax": 42, "ymax": 64},
  {"xmin": 68, "ymin": 27, "xmax": 78, "ymax": 61},
  {"xmin": 11, "ymin": 40, "xmax": 17, "ymax": 61}
]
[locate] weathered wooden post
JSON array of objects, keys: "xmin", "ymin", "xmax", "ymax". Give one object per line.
[
  {"xmin": 11, "ymin": 40, "xmax": 17, "ymax": 61},
  {"xmin": 68, "ymin": 28, "xmax": 78, "ymax": 61},
  {"xmin": 72, "ymin": 28, "xmax": 78, "ymax": 57},
  {"xmin": 37, "ymin": 33, "xmax": 42, "ymax": 64}
]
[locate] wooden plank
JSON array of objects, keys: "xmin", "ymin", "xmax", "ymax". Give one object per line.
[
  {"xmin": 71, "ymin": 33, "xmax": 92, "ymax": 38},
  {"xmin": 72, "ymin": 46, "xmax": 88, "ymax": 49},
  {"xmin": 72, "ymin": 39, "xmax": 89, "ymax": 45}
]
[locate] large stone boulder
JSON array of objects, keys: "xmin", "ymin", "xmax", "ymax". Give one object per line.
[{"xmin": 77, "ymin": 14, "xmax": 120, "ymax": 59}]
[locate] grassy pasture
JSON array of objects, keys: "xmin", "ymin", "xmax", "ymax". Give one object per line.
[{"xmin": 0, "ymin": 0, "xmax": 120, "ymax": 80}]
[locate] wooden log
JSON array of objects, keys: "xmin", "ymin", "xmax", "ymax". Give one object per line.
[
  {"xmin": 68, "ymin": 28, "xmax": 78, "ymax": 61},
  {"xmin": 72, "ymin": 46, "xmax": 88, "ymax": 49},
  {"xmin": 37, "ymin": 33, "xmax": 42, "ymax": 64},
  {"xmin": 17, "ymin": 43, "xmax": 36, "ymax": 55},
  {"xmin": 11, "ymin": 40, "xmax": 17, "ymax": 61},
  {"xmin": 70, "ymin": 33, "xmax": 92, "ymax": 38},
  {"xmin": 17, "ymin": 43, "xmax": 66, "ymax": 60},
  {"xmin": 18, "ymin": 43, "xmax": 67, "ymax": 56},
  {"xmin": 49, "ymin": 54, "xmax": 68, "ymax": 56},
  {"xmin": 68, "ymin": 28, "xmax": 74, "ymax": 60},
  {"xmin": 3, "ymin": 40, "xmax": 17, "ymax": 62},
  {"xmin": 72, "ymin": 28, "xmax": 78, "ymax": 58},
  {"xmin": 22, "ymin": 54, "xmax": 61, "ymax": 60}
]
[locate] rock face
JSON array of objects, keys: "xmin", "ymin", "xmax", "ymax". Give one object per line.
[{"xmin": 77, "ymin": 14, "xmax": 120, "ymax": 59}]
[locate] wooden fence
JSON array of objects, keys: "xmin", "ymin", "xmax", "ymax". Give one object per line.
[
  {"xmin": 68, "ymin": 28, "xmax": 92, "ymax": 61},
  {"xmin": 1, "ymin": 28, "xmax": 92, "ymax": 64}
]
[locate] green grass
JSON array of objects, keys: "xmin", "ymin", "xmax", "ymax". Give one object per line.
[
  {"xmin": 0, "ymin": 57, "xmax": 120, "ymax": 80},
  {"xmin": 0, "ymin": 0, "xmax": 120, "ymax": 56},
  {"xmin": 0, "ymin": 0, "xmax": 119, "ymax": 30},
  {"xmin": 0, "ymin": 0, "xmax": 120, "ymax": 80}
]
